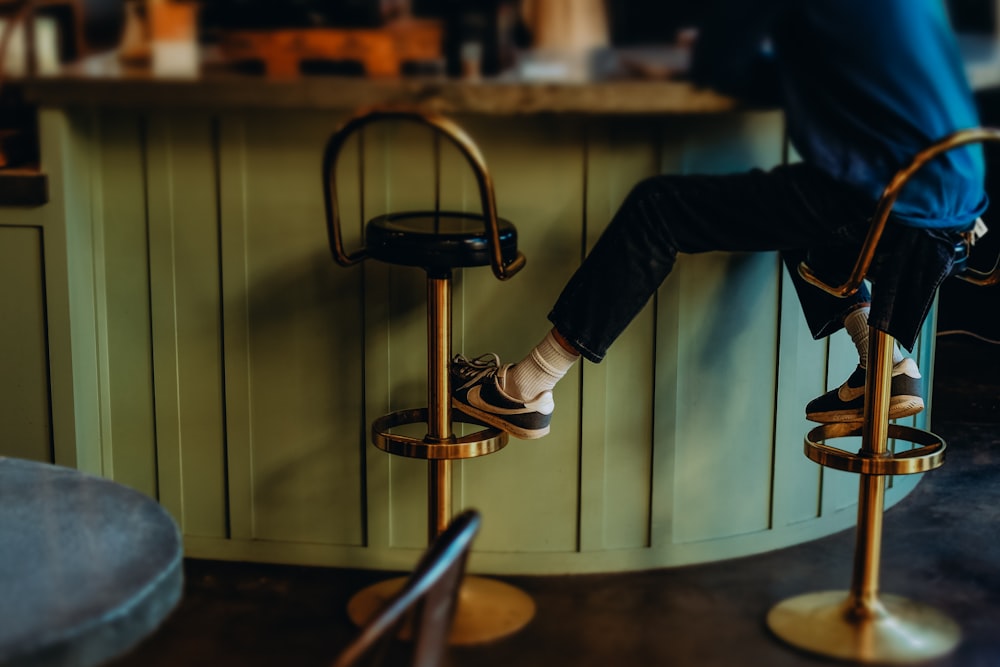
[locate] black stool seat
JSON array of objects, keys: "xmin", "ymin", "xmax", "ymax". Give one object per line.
[
  {"xmin": 326, "ymin": 108, "xmax": 536, "ymax": 645},
  {"xmin": 366, "ymin": 211, "xmax": 519, "ymax": 270}
]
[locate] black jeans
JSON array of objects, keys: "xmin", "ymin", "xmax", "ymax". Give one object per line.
[{"xmin": 548, "ymin": 162, "xmax": 965, "ymax": 363}]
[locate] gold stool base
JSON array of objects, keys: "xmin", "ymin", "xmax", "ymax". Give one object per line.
[
  {"xmin": 767, "ymin": 591, "xmax": 960, "ymax": 664},
  {"xmin": 347, "ymin": 574, "xmax": 535, "ymax": 645}
]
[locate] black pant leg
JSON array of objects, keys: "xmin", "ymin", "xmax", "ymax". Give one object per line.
[{"xmin": 548, "ymin": 163, "xmax": 875, "ymax": 362}]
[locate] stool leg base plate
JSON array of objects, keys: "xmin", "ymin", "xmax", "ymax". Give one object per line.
[
  {"xmin": 348, "ymin": 574, "xmax": 535, "ymax": 646},
  {"xmin": 767, "ymin": 590, "xmax": 960, "ymax": 664}
]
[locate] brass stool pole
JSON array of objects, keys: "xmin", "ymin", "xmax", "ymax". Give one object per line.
[
  {"xmin": 765, "ymin": 129, "xmax": 1000, "ymax": 662},
  {"xmin": 335, "ymin": 108, "xmax": 536, "ymax": 646},
  {"xmin": 427, "ymin": 272, "xmax": 453, "ymax": 540},
  {"xmin": 767, "ymin": 326, "xmax": 960, "ymax": 662},
  {"xmin": 428, "ymin": 461, "xmax": 451, "ymax": 540},
  {"xmin": 350, "ymin": 268, "xmax": 534, "ymax": 644},
  {"xmin": 848, "ymin": 329, "xmax": 894, "ymax": 617},
  {"xmin": 424, "ymin": 270, "xmax": 536, "ymax": 644}
]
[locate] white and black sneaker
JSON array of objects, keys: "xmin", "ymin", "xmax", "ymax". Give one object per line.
[
  {"xmin": 451, "ymin": 354, "xmax": 554, "ymax": 440},
  {"xmin": 805, "ymin": 357, "xmax": 924, "ymax": 423}
]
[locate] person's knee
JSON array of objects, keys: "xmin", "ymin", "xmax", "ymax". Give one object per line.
[
  {"xmin": 623, "ymin": 175, "xmax": 671, "ymax": 210},
  {"xmin": 611, "ymin": 175, "xmax": 687, "ymax": 252}
]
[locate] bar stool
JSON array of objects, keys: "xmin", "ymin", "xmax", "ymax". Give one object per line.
[
  {"xmin": 322, "ymin": 107, "xmax": 535, "ymax": 645},
  {"xmin": 767, "ymin": 128, "xmax": 1000, "ymax": 663}
]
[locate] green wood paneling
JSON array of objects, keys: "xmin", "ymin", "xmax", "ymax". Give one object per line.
[
  {"xmin": 772, "ymin": 268, "xmax": 826, "ymax": 527},
  {"xmin": 452, "ymin": 115, "xmax": 586, "ymax": 554},
  {"xmin": 93, "ymin": 111, "xmax": 158, "ymax": 496},
  {"xmin": 26, "ymin": 104, "xmax": 938, "ymax": 574},
  {"xmin": 146, "ymin": 112, "xmax": 227, "ymax": 538},
  {"xmin": 579, "ymin": 119, "xmax": 660, "ymax": 551},
  {"xmin": 0, "ymin": 226, "xmax": 51, "ymax": 462},
  {"xmin": 45, "ymin": 110, "xmax": 102, "ymax": 473},
  {"xmin": 665, "ymin": 113, "xmax": 785, "ymax": 545},
  {"xmin": 221, "ymin": 111, "xmax": 366, "ymax": 546},
  {"xmin": 670, "ymin": 251, "xmax": 781, "ymax": 543},
  {"xmin": 363, "ymin": 120, "xmax": 437, "ymax": 550}
]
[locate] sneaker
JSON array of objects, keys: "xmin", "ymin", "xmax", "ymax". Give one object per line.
[
  {"xmin": 805, "ymin": 357, "xmax": 924, "ymax": 423},
  {"xmin": 451, "ymin": 353, "xmax": 554, "ymax": 440}
]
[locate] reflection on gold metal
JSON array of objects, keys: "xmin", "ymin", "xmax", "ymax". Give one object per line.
[
  {"xmin": 805, "ymin": 422, "xmax": 945, "ymax": 475},
  {"xmin": 368, "ymin": 274, "xmax": 507, "ymax": 461},
  {"xmin": 767, "ymin": 591, "xmax": 961, "ymax": 663},
  {"xmin": 955, "ymin": 252, "xmax": 1000, "ymax": 286},
  {"xmin": 774, "ymin": 130, "xmax": 1000, "ymax": 661},
  {"xmin": 769, "ymin": 328, "xmax": 960, "ymax": 662},
  {"xmin": 799, "ymin": 127, "xmax": 1000, "ymax": 297},
  {"xmin": 348, "ymin": 575, "xmax": 535, "ymax": 646},
  {"xmin": 371, "ymin": 409, "xmax": 507, "ymax": 459},
  {"xmin": 329, "ymin": 108, "xmax": 535, "ymax": 645},
  {"xmin": 323, "ymin": 106, "xmax": 526, "ymax": 280}
]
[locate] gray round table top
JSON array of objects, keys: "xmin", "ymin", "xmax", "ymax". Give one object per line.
[{"xmin": 0, "ymin": 457, "xmax": 183, "ymax": 667}]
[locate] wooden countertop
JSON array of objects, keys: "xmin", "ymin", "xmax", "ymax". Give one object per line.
[
  {"xmin": 22, "ymin": 72, "xmax": 739, "ymax": 114},
  {"xmin": 19, "ymin": 46, "xmax": 740, "ymax": 114},
  {"xmin": 16, "ymin": 33, "xmax": 1000, "ymax": 115}
]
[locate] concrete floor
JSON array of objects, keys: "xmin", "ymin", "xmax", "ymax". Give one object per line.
[{"xmin": 108, "ymin": 336, "xmax": 1000, "ymax": 667}]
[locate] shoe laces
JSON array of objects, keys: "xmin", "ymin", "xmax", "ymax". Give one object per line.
[{"xmin": 452, "ymin": 353, "xmax": 502, "ymax": 386}]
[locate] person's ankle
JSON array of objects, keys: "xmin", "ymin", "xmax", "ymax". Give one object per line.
[
  {"xmin": 551, "ymin": 328, "xmax": 582, "ymax": 357},
  {"xmin": 505, "ymin": 330, "xmax": 579, "ymax": 402}
]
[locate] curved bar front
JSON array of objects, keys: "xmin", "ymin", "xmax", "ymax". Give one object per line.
[{"xmin": 3, "ymin": 80, "xmax": 941, "ymax": 576}]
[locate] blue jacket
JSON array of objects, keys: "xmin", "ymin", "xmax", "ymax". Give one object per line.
[{"xmin": 690, "ymin": 0, "xmax": 987, "ymax": 230}]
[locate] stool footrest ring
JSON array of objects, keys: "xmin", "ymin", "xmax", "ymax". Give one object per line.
[
  {"xmin": 804, "ymin": 422, "xmax": 946, "ymax": 475},
  {"xmin": 372, "ymin": 408, "xmax": 508, "ymax": 459}
]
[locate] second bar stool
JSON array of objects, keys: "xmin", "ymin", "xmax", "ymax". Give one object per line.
[
  {"xmin": 322, "ymin": 107, "xmax": 534, "ymax": 644},
  {"xmin": 767, "ymin": 128, "xmax": 1000, "ymax": 663}
]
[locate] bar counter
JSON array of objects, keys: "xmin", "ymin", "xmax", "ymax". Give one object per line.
[
  {"xmin": 17, "ymin": 31, "xmax": 1000, "ymax": 112},
  {"xmin": 23, "ymin": 62, "xmax": 737, "ymax": 114},
  {"xmin": 0, "ymin": 52, "xmax": 950, "ymax": 576}
]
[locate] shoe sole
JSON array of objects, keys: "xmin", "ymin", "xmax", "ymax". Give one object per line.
[
  {"xmin": 452, "ymin": 399, "xmax": 550, "ymax": 440},
  {"xmin": 806, "ymin": 396, "xmax": 925, "ymax": 424}
]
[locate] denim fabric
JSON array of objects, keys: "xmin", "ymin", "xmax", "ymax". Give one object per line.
[{"xmin": 547, "ymin": 162, "xmax": 965, "ymax": 363}]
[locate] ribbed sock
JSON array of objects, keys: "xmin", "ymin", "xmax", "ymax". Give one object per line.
[
  {"xmin": 505, "ymin": 330, "xmax": 580, "ymax": 401},
  {"xmin": 844, "ymin": 305, "xmax": 904, "ymax": 368}
]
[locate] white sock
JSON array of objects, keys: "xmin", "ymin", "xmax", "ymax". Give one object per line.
[
  {"xmin": 844, "ymin": 305, "xmax": 904, "ymax": 368},
  {"xmin": 505, "ymin": 331, "xmax": 580, "ymax": 401}
]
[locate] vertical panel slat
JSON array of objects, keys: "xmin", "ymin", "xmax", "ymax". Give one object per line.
[
  {"xmin": 772, "ymin": 267, "xmax": 826, "ymax": 526},
  {"xmin": 0, "ymin": 227, "xmax": 51, "ymax": 462},
  {"xmin": 97, "ymin": 110, "xmax": 158, "ymax": 496},
  {"xmin": 648, "ymin": 120, "xmax": 693, "ymax": 548},
  {"xmin": 671, "ymin": 251, "xmax": 780, "ymax": 542},
  {"xmin": 147, "ymin": 112, "xmax": 227, "ymax": 538},
  {"xmin": 222, "ymin": 110, "xmax": 366, "ymax": 546},
  {"xmin": 219, "ymin": 114, "xmax": 253, "ymax": 541},
  {"xmin": 363, "ymin": 120, "xmax": 434, "ymax": 550},
  {"xmin": 667, "ymin": 112, "xmax": 784, "ymax": 544},
  {"xmin": 43, "ymin": 109, "xmax": 101, "ymax": 473},
  {"xmin": 579, "ymin": 118, "xmax": 660, "ymax": 551},
  {"xmin": 451, "ymin": 115, "xmax": 584, "ymax": 553}
]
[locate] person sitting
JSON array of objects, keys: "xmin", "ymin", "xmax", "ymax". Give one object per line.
[{"xmin": 452, "ymin": 0, "xmax": 987, "ymax": 439}]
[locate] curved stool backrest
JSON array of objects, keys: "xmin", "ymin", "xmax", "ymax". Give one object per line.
[
  {"xmin": 326, "ymin": 110, "xmax": 535, "ymax": 644},
  {"xmin": 799, "ymin": 127, "xmax": 1000, "ymax": 296},
  {"xmin": 332, "ymin": 510, "xmax": 481, "ymax": 667},
  {"xmin": 770, "ymin": 128, "xmax": 1000, "ymax": 663},
  {"xmin": 322, "ymin": 107, "xmax": 525, "ymax": 281}
]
